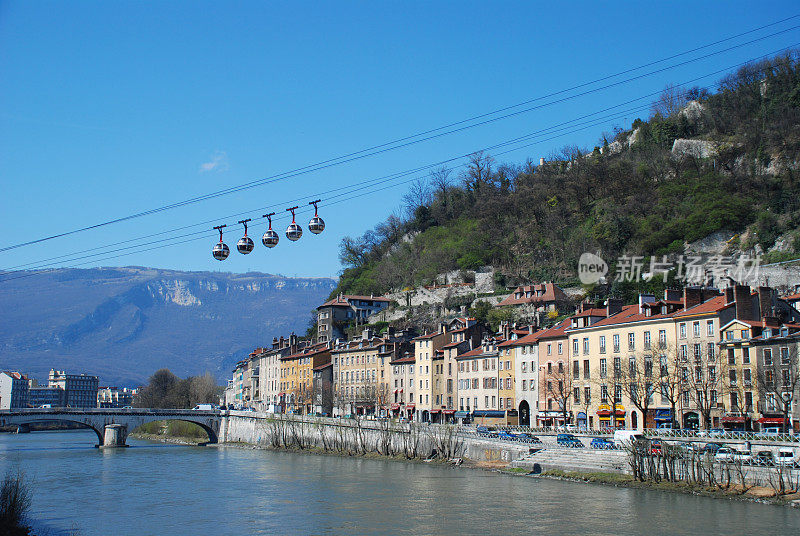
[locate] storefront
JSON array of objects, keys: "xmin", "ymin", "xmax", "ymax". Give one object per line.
[
  {"xmin": 653, "ymin": 409, "xmax": 673, "ymax": 429},
  {"xmin": 720, "ymin": 413, "xmax": 747, "ymax": 431},
  {"xmin": 576, "ymin": 412, "xmax": 587, "ymax": 430},
  {"xmin": 454, "ymin": 410, "xmax": 470, "ymax": 424},
  {"xmin": 757, "ymin": 416, "xmax": 792, "ymax": 432},
  {"xmin": 597, "ymin": 404, "xmax": 625, "ymax": 429},
  {"xmin": 443, "ymin": 409, "xmax": 456, "ymax": 424},
  {"xmin": 473, "ymin": 410, "xmax": 506, "ymax": 426},
  {"xmin": 537, "ymin": 410, "xmax": 567, "ymax": 428}
]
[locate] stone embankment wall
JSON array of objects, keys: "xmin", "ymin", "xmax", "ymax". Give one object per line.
[{"xmin": 220, "ymin": 412, "xmax": 529, "ymax": 463}]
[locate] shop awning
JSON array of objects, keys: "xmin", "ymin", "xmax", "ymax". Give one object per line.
[
  {"xmin": 721, "ymin": 415, "xmax": 746, "ymax": 423},
  {"xmin": 454, "ymin": 411, "xmax": 469, "ymax": 418},
  {"xmin": 443, "ymin": 409, "xmax": 456, "ymax": 415},
  {"xmin": 758, "ymin": 417, "xmax": 789, "ymax": 424},
  {"xmin": 473, "ymin": 410, "xmax": 505, "ymax": 418},
  {"xmin": 430, "ymin": 409, "xmax": 441, "ymax": 414},
  {"xmin": 390, "ymin": 403, "xmax": 400, "ymax": 410},
  {"xmin": 406, "ymin": 404, "xmax": 415, "ymax": 410}
]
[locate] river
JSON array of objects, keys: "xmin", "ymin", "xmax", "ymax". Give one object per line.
[{"xmin": 1, "ymin": 430, "xmax": 798, "ymax": 535}]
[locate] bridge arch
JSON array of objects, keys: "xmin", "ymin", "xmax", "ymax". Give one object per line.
[
  {"xmin": 3, "ymin": 416, "xmax": 104, "ymax": 446},
  {"xmin": 132, "ymin": 416, "xmax": 218, "ymax": 444}
]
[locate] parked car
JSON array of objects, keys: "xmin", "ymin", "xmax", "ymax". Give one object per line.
[
  {"xmin": 776, "ymin": 448, "xmax": 798, "ymax": 467},
  {"xmin": 700, "ymin": 442, "xmax": 723, "ymax": 455},
  {"xmin": 731, "ymin": 449, "xmax": 752, "ymax": 464},
  {"xmin": 557, "ymin": 433, "xmax": 583, "ymax": 448},
  {"xmin": 708, "ymin": 428, "xmax": 725, "ymax": 438},
  {"xmin": 496, "ymin": 431, "xmax": 516, "ymax": 441},
  {"xmin": 613, "ymin": 430, "xmax": 645, "ymax": 448},
  {"xmin": 476, "ymin": 426, "xmax": 498, "ymax": 438},
  {"xmin": 752, "ymin": 450, "xmax": 774, "ymax": 466},
  {"xmin": 515, "ymin": 433, "xmax": 542, "ymax": 444},
  {"xmin": 715, "ymin": 447, "xmax": 736, "ymax": 463},
  {"xmin": 590, "ymin": 437, "xmax": 614, "ymax": 450}
]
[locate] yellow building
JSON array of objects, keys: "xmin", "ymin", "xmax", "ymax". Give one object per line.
[{"xmin": 280, "ymin": 342, "xmax": 331, "ymax": 414}]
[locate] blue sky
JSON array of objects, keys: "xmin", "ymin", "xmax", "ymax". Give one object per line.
[{"xmin": 2, "ymin": 1, "xmax": 799, "ymax": 279}]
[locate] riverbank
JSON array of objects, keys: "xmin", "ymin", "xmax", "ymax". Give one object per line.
[
  {"xmin": 129, "ymin": 432, "xmax": 207, "ymax": 445},
  {"xmin": 493, "ymin": 466, "xmax": 800, "ymax": 508}
]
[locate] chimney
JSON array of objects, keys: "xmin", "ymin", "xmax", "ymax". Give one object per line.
[
  {"xmin": 539, "ymin": 157, "xmax": 545, "ymax": 166},
  {"xmin": 528, "ymin": 324, "xmax": 535, "ymax": 335},
  {"xmin": 724, "ymin": 286, "xmax": 735, "ymax": 304},
  {"xmin": 683, "ymin": 287, "xmax": 703, "ymax": 310},
  {"xmin": 289, "ymin": 333, "xmax": 298, "ymax": 351},
  {"xmin": 664, "ymin": 289, "xmax": 681, "ymax": 302},
  {"xmin": 638, "ymin": 294, "xmax": 656, "ymax": 314},
  {"xmin": 757, "ymin": 286, "xmax": 774, "ymax": 319},
  {"xmin": 460, "ymin": 305, "xmax": 467, "ymax": 316},
  {"xmin": 362, "ymin": 328, "xmax": 373, "ymax": 341},
  {"xmin": 387, "ymin": 326, "xmax": 395, "ymax": 338},
  {"xmin": 606, "ymin": 298, "xmax": 623, "ymax": 317},
  {"xmin": 701, "ymin": 287, "xmax": 721, "ymax": 302},
  {"xmin": 734, "ymin": 285, "xmax": 755, "ymax": 321},
  {"xmin": 502, "ymin": 322, "xmax": 511, "ymax": 341},
  {"xmin": 272, "ymin": 337, "xmax": 279, "ymax": 350}
]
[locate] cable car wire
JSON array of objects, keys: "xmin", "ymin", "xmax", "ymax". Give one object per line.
[
  {"xmin": 2, "ymin": 18, "xmax": 798, "ymax": 253},
  {"xmin": 2, "ymin": 42, "xmax": 798, "ymax": 278}
]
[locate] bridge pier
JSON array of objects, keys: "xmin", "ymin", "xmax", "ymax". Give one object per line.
[
  {"xmin": 15, "ymin": 424, "xmax": 31, "ymax": 434},
  {"xmin": 100, "ymin": 424, "xmax": 129, "ymax": 448}
]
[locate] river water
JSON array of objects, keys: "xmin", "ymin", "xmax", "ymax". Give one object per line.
[{"xmin": 1, "ymin": 430, "xmax": 799, "ymax": 535}]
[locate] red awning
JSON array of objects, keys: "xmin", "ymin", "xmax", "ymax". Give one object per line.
[
  {"xmin": 390, "ymin": 403, "xmax": 400, "ymax": 410},
  {"xmin": 721, "ymin": 415, "xmax": 746, "ymax": 423},
  {"xmin": 406, "ymin": 404, "xmax": 415, "ymax": 409},
  {"xmin": 430, "ymin": 409, "xmax": 441, "ymax": 414},
  {"xmin": 758, "ymin": 417, "xmax": 789, "ymax": 424},
  {"xmin": 443, "ymin": 409, "xmax": 456, "ymax": 414},
  {"xmin": 596, "ymin": 409, "xmax": 626, "ymax": 417}
]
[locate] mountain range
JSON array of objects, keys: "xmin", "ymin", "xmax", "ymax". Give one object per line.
[{"xmin": 0, "ymin": 267, "xmax": 336, "ymax": 386}]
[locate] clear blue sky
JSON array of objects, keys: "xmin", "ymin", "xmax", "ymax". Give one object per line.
[{"xmin": 2, "ymin": 1, "xmax": 799, "ymax": 279}]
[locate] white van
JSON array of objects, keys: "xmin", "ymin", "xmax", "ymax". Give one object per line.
[
  {"xmin": 776, "ymin": 448, "xmax": 798, "ymax": 467},
  {"xmin": 193, "ymin": 404, "xmax": 214, "ymax": 411},
  {"xmin": 613, "ymin": 430, "xmax": 645, "ymax": 447}
]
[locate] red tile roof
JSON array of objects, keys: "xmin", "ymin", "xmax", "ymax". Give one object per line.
[
  {"xmin": 673, "ymin": 295, "xmax": 730, "ymax": 318},
  {"xmin": 577, "ymin": 304, "xmax": 680, "ymax": 329},
  {"xmin": 498, "ymin": 283, "xmax": 569, "ymax": 307},
  {"xmin": 783, "ymin": 292, "xmax": 800, "ymax": 302},
  {"xmin": 573, "ymin": 308, "xmax": 608, "ymax": 318}
]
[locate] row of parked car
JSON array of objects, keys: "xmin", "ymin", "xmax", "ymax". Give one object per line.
[{"xmin": 476, "ymin": 426, "xmax": 543, "ymax": 444}]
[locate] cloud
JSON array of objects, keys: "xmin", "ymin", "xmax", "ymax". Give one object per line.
[{"xmin": 199, "ymin": 151, "xmax": 228, "ymax": 173}]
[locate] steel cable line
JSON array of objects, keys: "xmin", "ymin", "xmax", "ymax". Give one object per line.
[
  {"xmin": 2, "ymin": 19, "xmax": 799, "ymax": 252},
  {"xmin": 4, "ymin": 42, "xmax": 799, "ymax": 276},
  {"xmin": 0, "ymin": 102, "xmax": 671, "ymax": 282}
]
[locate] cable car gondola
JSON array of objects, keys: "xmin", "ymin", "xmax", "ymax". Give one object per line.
[
  {"xmin": 285, "ymin": 206, "xmax": 303, "ymax": 241},
  {"xmin": 262, "ymin": 212, "xmax": 279, "ymax": 248},
  {"xmin": 308, "ymin": 199, "xmax": 325, "ymax": 234},
  {"xmin": 236, "ymin": 219, "xmax": 254, "ymax": 254},
  {"xmin": 212, "ymin": 225, "xmax": 230, "ymax": 261}
]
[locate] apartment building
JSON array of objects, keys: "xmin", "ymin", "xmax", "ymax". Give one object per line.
[
  {"xmin": 280, "ymin": 342, "xmax": 332, "ymax": 414},
  {"xmin": 48, "ymin": 370, "xmax": 99, "ymax": 408},
  {"xmin": 537, "ymin": 319, "xmax": 571, "ymax": 427},
  {"xmin": 331, "ymin": 328, "xmax": 413, "ymax": 416},
  {"xmin": 456, "ymin": 337, "xmax": 503, "ymax": 425},
  {"xmin": 0, "ymin": 372, "xmax": 29, "ymax": 409},
  {"xmin": 389, "ymin": 351, "xmax": 416, "ymax": 420},
  {"xmin": 500, "ymin": 326, "xmax": 543, "ymax": 426},
  {"xmin": 316, "ymin": 294, "xmax": 391, "ymax": 342}
]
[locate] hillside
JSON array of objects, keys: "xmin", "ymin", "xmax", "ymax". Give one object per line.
[
  {"xmin": 334, "ymin": 52, "xmax": 800, "ymax": 298},
  {"xmin": 0, "ymin": 267, "xmax": 335, "ymax": 386}
]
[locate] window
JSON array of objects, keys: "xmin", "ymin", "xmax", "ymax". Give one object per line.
[
  {"xmin": 547, "ymin": 344, "xmax": 552, "ymax": 355},
  {"xmin": 710, "ymin": 389, "xmax": 718, "ymax": 406},
  {"xmin": 742, "ymin": 347, "xmax": 750, "ymax": 364},
  {"xmin": 521, "ymin": 380, "xmax": 527, "ymax": 391},
  {"xmin": 679, "ymin": 323, "xmax": 686, "ymax": 339},
  {"xmin": 601, "ymin": 385, "xmax": 608, "ymax": 403},
  {"xmin": 499, "ymin": 398, "xmax": 504, "ymax": 409},
  {"xmin": 547, "ymin": 362, "xmax": 552, "ymax": 374},
  {"xmin": 583, "ymin": 338, "xmax": 589, "ymax": 355},
  {"xmin": 573, "ymin": 340, "xmax": 579, "ymax": 356},
  {"xmin": 781, "ymin": 347, "xmax": 790, "ymax": 365},
  {"xmin": 558, "ymin": 342, "xmax": 563, "ymax": 355},
  {"xmin": 599, "ymin": 336, "xmax": 606, "ymax": 353},
  {"xmin": 694, "ymin": 366, "xmax": 702, "ymax": 382},
  {"xmin": 628, "ymin": 333, "xmax": 635, "ymax": 350},
  {"xmin": 658, "ymin": 329, "xmax": 667, "ymax": 348},
  {"xmin": 614, "ymin": 384, "xmax": 622, "ymax": 403},
  {"xmin": 707, "ymin": 320, "xmax": 714, "ymax": 337},
  {"xmin": 740, "ymin": 329, "xmax": 749, "ymax": 339},
  {"xmin": 783, "ymin": 369, "xmax": 791, "ymax": 387},
  {"xmin": 547, "ymin": 381, "xmax": 552, "ymax": 392},
  {"xmin": 727, "ymin": 348, "xmax": 735, "ymax": 365},
  {"xmin": 743, "ymin": 368, "xmax": 751, "ymax": 386},
  {"xmin": 683, "ymin": 390, "xmax": 690, "ymax": 406},
  {"xmin": 573, "ymin": 361, "xmax": 580, "ymax": 380},
  {"xmin": 506, "ymin": 360, "xmax": 511, "ymax": 370},
  {"xmin": 644, "ymin": 331, "xmax": 651, "ymax": 349},
  {"xmin": 680, "ymin": 345, "xmax": 687, "ymax": 361},
  {"xmin": 557, "ymin": 362, "xmax": 564, "ymax": 374},
  {"xmin": 613, "ymin": 334, "xmax": 620, "ymax": 353},
  {"xmin": 583, "ymin": 360, "xmax": 590, "ymax": 379},
  {"xmin": 764, "ymin": 348, "xmax": 773, "ymax": 366},
  {"xmin": 708, "ymin": 366, "xmax": 716, "ymax": 382},
  {"xmin": 765, "ymin": 370, "xmax": 774, "ymax": 387},
  {"xmin": 521, "ymin": 362, "xmax": 527, "ymax": 373},
  {"xmin": 728, "ymin": 369, "xmax": 737, "ymax": 386},
  {"xmin": 707, "ymin": 343, "xmax": 715, "ymax": 359},
  {"xmin": 693, "ymin": 322, "xmax": 700, "ymax": 338},
  {"xmin": 613, "ymin": 356, "xmax": 621, "ymax": 375},
  {"xmin": 584, "ymin": 387, "xmax": 591, "ymax": 404},
  {"xmin": 600, "ymin": 358, "xmax": 607, "ymax": 378},
  {"xmin": 644, "ymin": 355, "xmax": 652, "ymax": 377},
  {"xmin": 573, "ymin": 387, "xmax": 580, "ymax": 404}
]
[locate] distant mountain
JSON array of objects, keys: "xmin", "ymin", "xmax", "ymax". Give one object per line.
[{"xmin": 0, "ymin": 267, "xmax": 336, "ymax": 386}]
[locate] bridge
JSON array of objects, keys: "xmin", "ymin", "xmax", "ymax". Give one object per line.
[{"xmin": 0, "ymin": 408, "xmax": 221, "ymax": 448}]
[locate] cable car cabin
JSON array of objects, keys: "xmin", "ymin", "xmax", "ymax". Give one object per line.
[
  {"xmin": 212, "ymin": 242, "xmax": 230, "ymax": 260},
  {"xmin": 286, "ymin": 222, "xmax": 303, "ymax": 241},
  {"xmin": 308, "ymin": 215, "xmax": 325, "ymax": 234},
  {"xmin": 262, "ymin": 229, "xmax": 279, "ymax": 248},
  {"xmin": 237, "ymin": 236, "xmax": 254, "ymax": 254}
]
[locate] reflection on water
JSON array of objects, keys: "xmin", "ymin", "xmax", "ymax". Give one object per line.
[{"xmin": 0, "ymin": 430, "xmax": 798, "ymax": 536}]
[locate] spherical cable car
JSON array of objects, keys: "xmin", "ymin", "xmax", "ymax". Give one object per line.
[
  {"xmin": 236, "ymin": 219, "xmax": 254, "ymax": 254},
  {"xmin": 308, "ymin": 199, "xmax": 325, "ymax": 234},
  {"xmin": 212, "ymin": 225, "xmax": 230, "ymax": 261},
  {"xmin": 285, "ymin": 206, "xmax": 303, "ymax": 241},
  {"xmin": 261, "ymin": 212, "xmax": 279, "ymax": 248}
]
